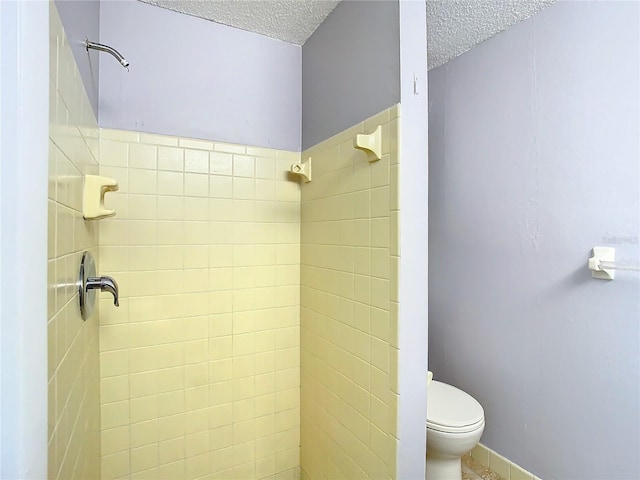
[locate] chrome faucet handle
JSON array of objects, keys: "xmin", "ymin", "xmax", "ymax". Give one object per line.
[
  {"xmin": 86, "ymin": 276, "xmax": 119, "ymax": 307},
  {"xmin": 79, "ymin": 252, "xmax": 120, "ymax": 320}
]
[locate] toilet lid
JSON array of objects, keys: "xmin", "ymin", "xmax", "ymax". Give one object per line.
[{"xmin": 427, "ymin": 381, "xmax": 485, "ymax": 433}]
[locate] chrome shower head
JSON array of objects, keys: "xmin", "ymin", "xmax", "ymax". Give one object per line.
[{"xmin": 86, "ymin": 39, "xmax": 129, "ymax": 70}]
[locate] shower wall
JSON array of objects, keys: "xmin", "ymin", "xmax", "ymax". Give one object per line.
[
  {"xmin": 48, "ymin": 5, "xmax": 101, "ymax": 479},
  {"xmin": 97, "ymin": 129, "xmax": 301, "ymax": 479},
  {"xmin": 300, "ymin": 106, "xmax": 401, "ymax": 478}
]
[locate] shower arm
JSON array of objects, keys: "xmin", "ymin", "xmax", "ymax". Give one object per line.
[{"xmin": 85, "ymin": 39, "xmax": 129, "ymax": 70}]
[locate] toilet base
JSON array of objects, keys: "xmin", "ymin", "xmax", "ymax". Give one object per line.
[{"xmin": 425, "ymin": 454, "xmax": 462, "ymax": 480}]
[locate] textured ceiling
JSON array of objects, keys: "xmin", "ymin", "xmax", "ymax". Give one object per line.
[
  {"xmin": 426, "ymin": 0, "xmax": 556, "ymax": 69},
  {"xmin": 138, "ymin": 0, "xmax": 340, "ymax": 45},
  {"xmin": 138, "ymin": 0, "xmax": 557, "ymax": 69}
]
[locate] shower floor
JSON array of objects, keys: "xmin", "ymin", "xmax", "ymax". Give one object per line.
[{"xmin": 462, "ymin": 454, "xmax": 504, "ymax": 480}]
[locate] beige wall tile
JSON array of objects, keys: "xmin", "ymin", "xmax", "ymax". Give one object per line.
[
  {"xmin": 210, "ymin": 152, "xmax": 233, "ymax": 176},
  {"xmin": 101, "ymin": 139, "xmax": 129, "ymax": 168},
  {"xmin": 471, "ymin": 443, "xmax": 490, "ymax": 467},
  {"xmin": 300, "ymin": 105, "xmax": 400, "ymax": 479},
  {"xmin": 490, "ymin": 451, "xmax": 512, "ymax": 479},
  {"xmin": 179, "ymin": 138, "xmax": 214, "ymax": 151},
  {"xmin": 102, "ymin": 451, "xmax": 130, "ymax": 480},
  {"xmin": 129, "ymin": 143, "xmax": 157, "ymax": 170},
  {"xmin": 48, "ymin": 5, "xmax": 101, "ymax": 479},
  {"xmin": 99, "ymin": 127, "xmax": 301, "ymax": 478},
  {"xmin": 158, "ymin": 170, "xmax": 184, "ymax": 196},
  {"xmin": 473, "ymin": 443, "xmax": 540, "ymax": 480},
  {"xmin": 129, "ymin": 168, "xmax": 157, "ymax": 195},
  {"xmin": 511, "ymin": 462, "xmax": 535, "ymax": 480},
  {"xmin": 158, "ymin": 146, "xmax": 184, "ymax": 171}
]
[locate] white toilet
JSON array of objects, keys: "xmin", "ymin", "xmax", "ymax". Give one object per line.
[{"xmin": 426, "ymin": 373, "xmax": 485, "ymax": 480}]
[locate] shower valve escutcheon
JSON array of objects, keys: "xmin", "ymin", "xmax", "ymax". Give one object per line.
[
  {"xmin": 86, "ymin": 276, "xmax": 119, "ymax": 306},
  {"xmin": 78, "ymin": 251, "xmax": 120, "ymax": 320}
]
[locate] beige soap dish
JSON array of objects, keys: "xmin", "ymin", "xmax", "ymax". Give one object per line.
[
  {"xmin": 83, "ymin": 174, "xmax": 119, "ymax": 220},
  {"xmin": 291, "ymin": 157, "xmax": 312, "ymax": 183},
  {"xmin": 354, "ymin": 125, "xmax": 382, "ymax": 162}
]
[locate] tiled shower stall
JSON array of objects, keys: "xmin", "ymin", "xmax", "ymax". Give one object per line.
[
  {"xmin": 97, "ymin": 129, "xmax": 302, "ymax": 479},
  {"xmin": 46, "ymin": 2, "xmax": 421, "ymax": 479},
  {"xmin": 40, "ymin": 1, "xmax": 640, "ymax": 479}
]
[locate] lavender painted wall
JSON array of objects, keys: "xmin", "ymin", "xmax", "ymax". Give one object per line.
[
  {"xmin": 428, "ymin": 2, "xmax": 639, "ymax": 479},
  {"xmin": 99, "ymin": 0, "xmax": 301, "ymax": 151},
  {"xmin": 55, "ymin": 0, "xmax": 100, "ymax": 116},
  {"xmin": 302, "ymin": 0, "xmax": 400, "ymax": 149}
]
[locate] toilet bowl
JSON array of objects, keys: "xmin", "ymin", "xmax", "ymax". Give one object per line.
[{"xmin": 426, "ymin": 379, "xmax": 485, "ymax": 480}]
